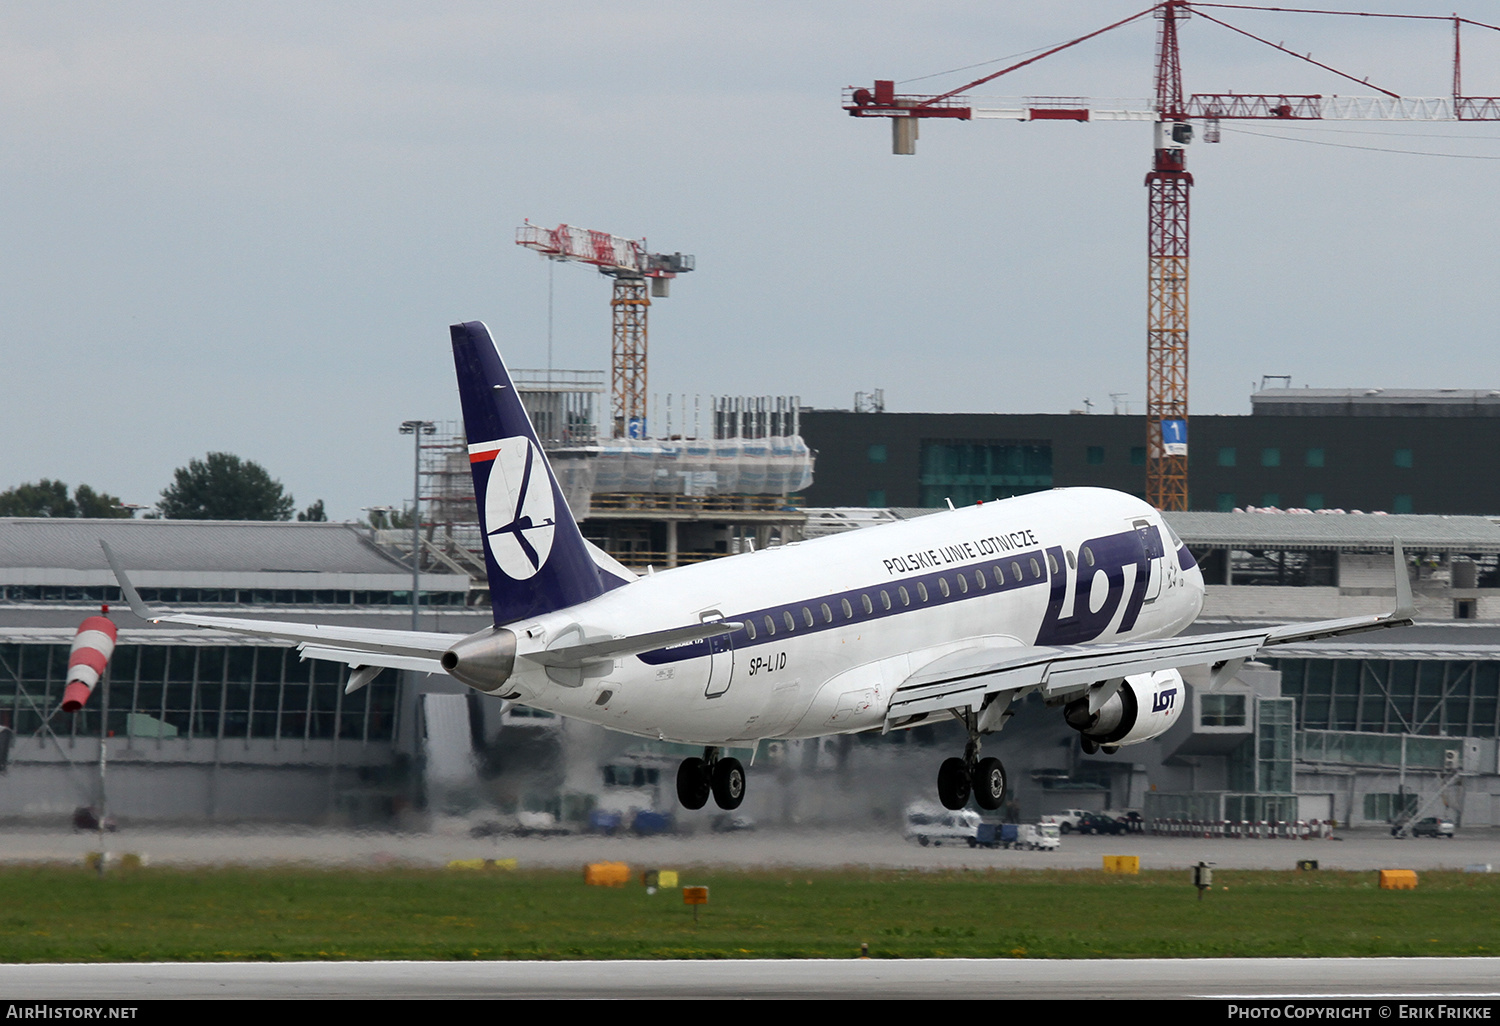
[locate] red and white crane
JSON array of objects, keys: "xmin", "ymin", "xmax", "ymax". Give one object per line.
[
  {"xmin": 845, "ymin": 2, "xmax": 1500, "ymax": 510},
  {"xmin": 517, "ymin": 221, "xmax": 695, "ymax": 438}
]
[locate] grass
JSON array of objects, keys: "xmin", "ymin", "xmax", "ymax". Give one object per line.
[{"xmin": 0, "ymin": 865, "xmax": 1495, "ymax": 962}]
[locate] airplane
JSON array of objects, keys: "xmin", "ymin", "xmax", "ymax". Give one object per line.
[{"xmin": 103, "ymin": 321, "xmax": 1417, "ymax": 813}]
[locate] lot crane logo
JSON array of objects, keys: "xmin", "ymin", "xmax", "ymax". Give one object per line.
[{"xmin": 471, "ymin": 436, "xmax": 556, "ymax": 580}]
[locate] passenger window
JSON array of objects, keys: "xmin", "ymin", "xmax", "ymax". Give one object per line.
[
  {"xmin": 783, "ymin": 611, "xmax": 796, "ymax": 632},
  {"xmin": 745, "ymin": 620, "xmax": 757, "ymax": 641},
  {"xmin": 861, "ymin": 594, "xmax": 873, "ymax": 614},
  {"xmin": 764, "ymin": 615, "xmax": 775, "ymax": 636},
  {"xmin": 956, "ymin": 575, "xmax": 968, "ymax": 594},
  {"xmin": 1082, "ymin": 545, "xmax": 1095, "ymax": 567},
  {"xmin": 1029, "ymin": 557, "xmax": 1041, "ymax": 578},
  {"xmin": 1047, "ymin": 553, "xmax": 1060, "ymax": 576},
  {"xmin": 802, "ymin": 607, "xmax": 814, "ymax": 627},
  {"xmin": 880, "ymin": 590, "xmax": 892, "ymax": 610},
  {"xmin": 1066, "ymin": 550, "xmax": 1077, "ymax": 570},
  {"xmin": 841, "ymin": 597, "xmax": 854, "ymax": 619},
  {"xmin": 938, "ymin": 578, "xmax": 950, "ymax": 598},
  {"xmin": 821, "ymin": 603, "xmax": 833, "ymax": 623},
  {"xmin": 992, "ymin": 566, "xmax": 1004, "ymax": 587},
  {"xmin": 917, "ymin": 581, "xmax": 929, "ymax": 602},
  {"xmin": 1011, "ymin": 561, "xmax": 1022, "ymax": 582},
  {"xmin": 899, "ymin": 586, "xmax": 910, "ymax": 606}
]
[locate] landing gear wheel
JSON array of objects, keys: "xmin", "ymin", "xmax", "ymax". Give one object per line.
[
  {"xmin": 937, "ymin": 757, "xmax": 971, "ymax": 810},
  {"xmin": 1080, "ymin": 736, "xmax": 1100, "ymax": 754},
  {"xmin": 676, "ymin": 757, "xmax": 711, "ymax": 810},
  {"xmin": 973, "ymin": 757, "xmax": 1006, "ymax": 811},
  {"xmin": 711, "ymin": 757, "xmax": 746, "ymax": 810}
]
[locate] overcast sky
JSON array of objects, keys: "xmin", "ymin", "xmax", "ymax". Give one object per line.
[{"xmin": 3, "ymin": 1, "xmax": 1498, "ymax": 520}]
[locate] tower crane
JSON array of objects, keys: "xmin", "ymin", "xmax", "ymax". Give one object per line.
[
  {"xmin": 845, "ymin": 1, "xmax": 1500, "ymax": 510},
  {"xmin": 516, "ymin": 221, "xmax": 695, "ymax": 438}
]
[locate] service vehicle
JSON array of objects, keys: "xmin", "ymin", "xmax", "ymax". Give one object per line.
[{"xmin": 905, "ymin": 803, "xmax": 981, "ymax": 846}]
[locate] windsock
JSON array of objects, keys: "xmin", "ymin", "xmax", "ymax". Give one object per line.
[{"xmin": 62, "ymin": 613, "xmax": 116, "ymax": 712}]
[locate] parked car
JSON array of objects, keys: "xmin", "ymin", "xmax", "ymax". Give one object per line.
[
  {"xmin": 976, "ymin": 822, "xmax": 1061, "ymax": 850},
  {"xmin": 1410, "ymin": 816, "xmax": 1456, "ymax": 838},
  {"xmin": 72, "ymin": 806, "xmax": 117, "ymax": 832},
  {"xmin": 1039, "ymin": 809, "xmax": 1090, "ymax": 834},
  {"xmin": 905, "ymin": 803, "xmax": 981, "ymax": 847},
  {"xmin": 1076, "ymin": 811, "xmax": 1128, "ymax": 835}
]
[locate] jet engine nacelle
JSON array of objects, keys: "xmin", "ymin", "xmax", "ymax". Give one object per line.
[{"xmin": 1063, "ymin": 669, "xmax": 1183, "ymax": 747}]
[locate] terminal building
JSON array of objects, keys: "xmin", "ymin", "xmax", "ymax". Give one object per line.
[{"xmin": 799, "ymin": 387, "xmax": 1500, "ymax": 516}]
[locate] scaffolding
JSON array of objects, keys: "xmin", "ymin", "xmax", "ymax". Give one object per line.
[{"xmin": 370, "ymin": 385, "xmax": 817, "ymax": 581}]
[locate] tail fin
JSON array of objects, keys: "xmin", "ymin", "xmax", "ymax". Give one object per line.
[{"xmin": 451, "ymin": 321, "xmax": 618, "ymax": 625}]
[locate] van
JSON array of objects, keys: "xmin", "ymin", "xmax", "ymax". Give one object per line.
[{"xmin": 904, "ymin": 802, "xmax": 982, "ymax": 847}]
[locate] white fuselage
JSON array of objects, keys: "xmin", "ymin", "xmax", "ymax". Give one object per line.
[{"xmin": 498, "ymin": 488, "xmax": 1204, "ymax": 746}]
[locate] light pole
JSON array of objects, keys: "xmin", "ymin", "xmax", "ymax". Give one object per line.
[{"xmin": 399, "ymin": 420, "xmax": 436, "ymax": 630}]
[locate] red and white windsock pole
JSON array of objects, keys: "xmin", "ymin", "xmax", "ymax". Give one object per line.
[{"xmin": 62, "ymin": 610, "xmax": 116, "ymax": 712}]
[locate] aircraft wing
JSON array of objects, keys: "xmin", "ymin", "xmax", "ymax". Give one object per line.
[
  {"xmin": 103, "ymin": 541, "xmax": 737, "ymax": 678},
  {"xmin": 886, "ymin": 545, "xmax": 1417, "ymax": 727},
  {"xmin": 102, "ymin": 541, "xmax": 463, "ymax": 674}
]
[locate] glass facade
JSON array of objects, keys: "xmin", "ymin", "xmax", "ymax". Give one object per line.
[
  {"xmin": 1363, "ymin": 792, "xmax": 1419, "ymax": 822},
  {"xmin": 0, "ymin": 642, "xmax": 399, "ymax": 744},
  {"xmin": 918, "ymin": 440, "xmax": 1052, "ymax": 507},
  {"xmin": 1200, "ymin": 693, "xmax": 1247, "ymax": 727},
  {"xmin": 1257, "ymin": 698, "xmax": 1294, "ymax": 793},
  {"xmin": 1274, "ymin": 657, "xmax": 1500, "ymax": 737},
  {"xmin": 1298, "ymin": 729, "xmax": 1458, "ymax": 770}
]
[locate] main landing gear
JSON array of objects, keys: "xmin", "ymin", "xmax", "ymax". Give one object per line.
[
  {"xmin": 676, "ymin": 747, "xmax": 745, "ymax": 811},
  {"xmin": 937, "ymin": 752, "xmax": 1007, "ymax": 811},
  {"xmin": 936, "ymin": 706, "xmax": 1008, "ymax": 811}
]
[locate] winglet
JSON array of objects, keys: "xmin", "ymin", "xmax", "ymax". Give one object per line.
[
  {"xmin": 99, "ymin": 540, "xmax": 161, "ymax": 622},
  {"xmin": 1392, "ymin": 538, "xmax": 1416, "ymax": 621}
]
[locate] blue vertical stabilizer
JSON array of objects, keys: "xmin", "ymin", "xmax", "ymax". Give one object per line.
[{"xmin": 450, "ymin": 321, "xmax": 610, "ymax": 625}]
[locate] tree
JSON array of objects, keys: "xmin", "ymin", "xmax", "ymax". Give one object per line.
[
  {"xmin": 297, "ymin": 499, "xmax": 327, "ymax": 522},
  {"xmin": 366, "ymin": 504, "xmax": 414, "ymax": 530},
  {"xmin": 74, "ymin": 484, "xmax": 132, "ymax": 518},
  {"xmin": 0, "ymin": 479, "xmax": 132, "ymax": 518},
  {"xmin": 158, "ymin": 453, "xmax": 296, "ymax": 521}
]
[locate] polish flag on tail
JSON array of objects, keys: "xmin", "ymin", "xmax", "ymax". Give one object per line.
[{"xmin": 62, "ymin": 611, "xmax": 116, "ymax": 712}]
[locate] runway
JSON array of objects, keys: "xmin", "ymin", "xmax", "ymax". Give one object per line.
[{"xmin": 1, "ymin": 957, "xmax": 1498, "ymax": 1000}]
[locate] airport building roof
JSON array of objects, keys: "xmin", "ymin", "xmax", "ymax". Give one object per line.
[
  {"xmin": 0, "ymin": 518, "xmax": 469, "ymax": 592},
  {"xmin": 1252, "ymin": 388, "xmax": 1500, "ymax": 417},
  {"xmin": 1162, "ymin": 511, "xmax": 1500, "ymax": 554}
]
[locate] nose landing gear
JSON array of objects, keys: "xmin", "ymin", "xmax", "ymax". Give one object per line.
[{"xmin": 676, "ymin": 747, "xmax": 746, "ymax": 811}]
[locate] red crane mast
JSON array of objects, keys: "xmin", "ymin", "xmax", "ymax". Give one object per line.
[{"xmin": 844, "ymin": 2, "xmax": 1500, "ymax": 510}]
